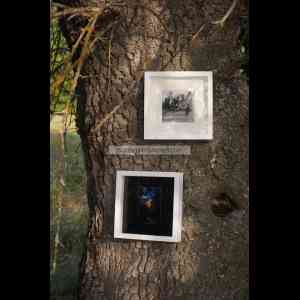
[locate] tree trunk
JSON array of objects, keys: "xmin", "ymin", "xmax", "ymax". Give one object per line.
[{"xmin": 58, "ymin": 1, "xmax": 249, "ymax": 299}]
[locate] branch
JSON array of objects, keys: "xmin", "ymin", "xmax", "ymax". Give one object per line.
[
  {"xmin": 50, "ymin": 9, "xmax": 104, "ymax": 96},
  {"xmin": 70, "ymin": 12, "xmax": 101, "ymax": 93},
  {"xmin": 191, "ymin": 24, "xmax": 205, "ymax": 43},
  {"xmin": 212, "ymin": 0, "xmax": 239, "ymax": 28}
]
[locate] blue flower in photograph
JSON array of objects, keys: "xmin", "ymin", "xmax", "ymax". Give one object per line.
[{"xmin": 139, "ymin": 187, "xmax": 159, "ymax": 207}]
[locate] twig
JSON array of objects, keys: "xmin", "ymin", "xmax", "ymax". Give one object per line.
[
  {"xmin": 51, "ymin": 11, "xmax": 101, "ymax": 97},
  {"xmin": 191, "ymin": 24, "xmax": 205, "ymax": 44},
  {"xmin": 50, "ymin": 4, "xmax": 105, "ymax": 92},
  {"xmin": 89, "ymin": 18, "xmax": 120, "ymax": 52},
  {"xmin": 106, "ymin": 27, "xmax": 114, "ymax": 96},
  {"xmin": 90, "ymin": 60, "xmax": 148, "ymax": 135},
  {"xmin": 50, "ymin": 19, "xmax": 91, "ymax": 95},
  {"xmin": 212, "ymin": 0, "xmax": 239, "ymax": 27},
  {"xmin": 70, "ymin": 12, "xmax": 100, "ymax": 93},
  {"xmin": 51, "ymin": 122, "xmax": 65, "ymax": 277},
  {"xmin": 71, "ymin": 27, "xmax": 89, "ymax": 57},
  {"xmin": 92, "ymin": 101, "xmax": 124, "ymax": 134}
]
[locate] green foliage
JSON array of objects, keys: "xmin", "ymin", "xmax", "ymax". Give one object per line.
[
  {"xmin": 50, "ymin": 4, "xmax": 104, "ymax": 117},
  {"xmin": 50, "ymin": 255, "xmax": 80, "ymax": 300},
  {"xmin": 50, "ymin": 127, "xmax": 87, "ymax": 300},
  {"xmin": 64, "ymin": 133, "xmax": 86, "ymax": 193},
  {"xmin": 50, "ymin": 19, "xmax": 73, "ymax": 113}
]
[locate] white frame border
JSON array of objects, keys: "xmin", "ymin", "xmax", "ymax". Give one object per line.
[
  {"xmin": 144, "ymin": 71, "xmax": 213, "ymax": 140},
  {"xmin": 114, "ymin": 170, "xmax": 183, "ymax": 243}
]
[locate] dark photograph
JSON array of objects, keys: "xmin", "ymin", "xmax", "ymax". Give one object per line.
[
  {"xmin": 122, "ymin": 176, "xmax": 174, "ymax": 236},
  {"xmin": 162, "ymin": 90, "xmax": 194, "ymax": 122}
]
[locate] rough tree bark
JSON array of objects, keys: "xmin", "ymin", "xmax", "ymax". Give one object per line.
[{"xmin": 57, "ymin": 0, "xmax": 249, "ymax": 299}]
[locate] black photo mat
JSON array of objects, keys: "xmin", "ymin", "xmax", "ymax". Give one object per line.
[{"xmin": 122, "ymin": 176, "xmax": 174, "ymax": 236}]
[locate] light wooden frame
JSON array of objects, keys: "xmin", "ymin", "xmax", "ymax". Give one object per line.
[{"xmin": 114, "ymin": 170, "xmax": 183, "ymax": 242}]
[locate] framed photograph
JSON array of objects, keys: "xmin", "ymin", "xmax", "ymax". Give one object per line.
[
  {"xmin": 114, "ymin": 171, "xmax": 183, "ymax": 242},
  {"xmin": 144, "ymin": 71, "xmax": 213, "ymax": 140}
]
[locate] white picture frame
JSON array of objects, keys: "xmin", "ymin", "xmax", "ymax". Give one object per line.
[
  {"xmin": 144, "ymin": 71, "xmax": 213, "ymax": 140},
  {"xmin": 114, "ymin": 170, "xmax": 183, "ymax": 243}
]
